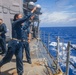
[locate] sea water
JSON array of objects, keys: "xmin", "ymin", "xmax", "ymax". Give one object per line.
[{"xmin": 40, "ymin": 27, "xmax": 76, "ymax": 75}]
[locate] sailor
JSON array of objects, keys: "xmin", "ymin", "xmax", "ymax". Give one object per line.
[
  {"xmin": 0, "ymin": 19, "xmax": 7, "ymax": 55},
  {"xmin": 0, "ymin": 7, "xmax": 37, "ymax": 75},
  {"xmin": 22, "ymin": 16, "xmax": 34, "ymax": 64}
]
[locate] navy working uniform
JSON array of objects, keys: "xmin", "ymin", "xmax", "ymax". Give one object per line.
[
  {"xmin": 22, "ymin": 21, "xmax": 31, "ymax": 63},
  {"xmin": 0, "ymin": 13, "xmax": 32, "ymax": 75},
  {"xmin": 0, "ymin": 23, "xmax": 7, "ymax": 54}
]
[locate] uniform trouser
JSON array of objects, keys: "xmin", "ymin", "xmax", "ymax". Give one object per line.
[
  {"xmin": 0, "ymin": 40, "xmax": 23, "ymax": 75},
  {"xmin": 0, "ymin": 38, "xmax": 6, "ymax": 54},
  {"xmin": 22, "ymin": 41, "xmax": 31, "ymax": 61}
]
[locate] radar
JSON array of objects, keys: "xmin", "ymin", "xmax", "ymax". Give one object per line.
[
  {"xmin": 28, "ymin": 2, "xmax": 35, "ymax": 9},
  {"xmin": 36, "ymin": 4, "xmax": 41, "ymax": 13}
]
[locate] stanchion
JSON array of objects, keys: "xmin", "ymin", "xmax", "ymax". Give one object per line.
[{"xmin": 65, "ymin": 42, "xmax": 71, "ymax": 75}]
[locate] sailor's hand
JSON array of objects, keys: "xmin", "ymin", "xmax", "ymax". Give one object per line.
[
  {"xmin": 30, "ymin": 15, "xmax": 35, "ymax": 20},
  {"xmin": 31, "ymin": 7, "xmax": 37, "ymax": 13},
  {"xmin": 28, "ymin": 39, "xmax": 31, "ymax": 43}
]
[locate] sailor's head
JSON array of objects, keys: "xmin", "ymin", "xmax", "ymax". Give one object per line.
[
  {"xmin": 0, "ymin": 19, "xmax": 3, "ymax": 25},
  {"xmin": 13, "ymin": 14, "xmax": 23, "ymax": 21},
  {"xmin": 13, "ymin": 13, "xmax": 35, "ymax": 21}
]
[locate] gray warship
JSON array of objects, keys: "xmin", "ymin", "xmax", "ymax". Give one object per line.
[{"xmin": 0, "ymin": 0, "xmax": 76, "ymax": 75}]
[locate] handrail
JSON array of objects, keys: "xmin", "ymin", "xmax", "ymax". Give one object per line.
[{"xmin": 40, "ymin": 31, "xmax": 76, "ymax": 75}]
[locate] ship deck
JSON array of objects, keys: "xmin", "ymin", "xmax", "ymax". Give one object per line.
[{"xmin": 0, "ymin": 39, "xmax": 54, "ymax": 75}]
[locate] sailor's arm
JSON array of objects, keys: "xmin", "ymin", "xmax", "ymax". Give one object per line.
[
  {"xmin": 22, "ymin": 15, "xmax": 35, "ymax": 30},
  {"xmin": 14, "ymin": 7, "xmax": 36, "ymax": 24},
  {"xmin": 0, "ymin": 24, "xmax": 7, "ymax": 35},
  {"xmin": 27, "ymin": 28, "xmax": 31, "ymax": 43},
  {"xmin": 22, "ymin": 21, "xmax": 31, "ymax": 30}
]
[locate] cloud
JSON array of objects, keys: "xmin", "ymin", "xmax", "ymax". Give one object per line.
[
  {"xmin": 67, "ymin": 5, "xmax": 75, "ymax": 9},
  {"xmin": 40, "ymin": 11, "xmax": 76, "ymax": 25},
  {"xmin": 69, "ymin": 18, "xmax": 76, "ymax": 22},
  {"xmin": 37, "ymin": 0, "xmax": 76, "ymax": 26},
  {"xmin": 54, "ymin": 0, "xmax": 76, "ymax": 11}
]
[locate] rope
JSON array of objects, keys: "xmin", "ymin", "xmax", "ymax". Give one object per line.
[
  {"xmin": 70, "ymin": 45, "xmax": 76, "ymax": 50},
  {"xmin": 69, "ymin": 61, "xmax": 76, "ymax": 69}
]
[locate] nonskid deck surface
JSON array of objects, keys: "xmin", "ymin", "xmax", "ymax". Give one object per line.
[{"xmin": 0, "ymin": 39, "xmax": 53, "ymax": 75}]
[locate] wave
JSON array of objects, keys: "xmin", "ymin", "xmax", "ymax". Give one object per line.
[
  {"xmin": 49, "ymin": 41, "xmax": 76, "ymax": 75},
  {"xmin": 49, "ymin": 42, "xmax": 67, "ymax": 47},
  {"xmin": 70, "ymin": 56, "xmax": 76, "ymax": 64},
  {"xmin": 49, "ymin": 42, "xmax": 76, "ymax": 50}
]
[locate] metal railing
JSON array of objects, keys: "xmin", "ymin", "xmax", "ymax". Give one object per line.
[{"xmin": 40, "ymin": 31, "xmax": 76, "ymax": 75}]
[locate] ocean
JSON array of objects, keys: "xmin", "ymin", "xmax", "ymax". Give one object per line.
[{"xmin": 40, "ymin": 27, "xmax": 76, "ymax": 75}]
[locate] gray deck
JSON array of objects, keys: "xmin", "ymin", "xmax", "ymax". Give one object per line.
[{"xmin": 0, "ymin": 39, "xmax": 53, "ymax": 75}]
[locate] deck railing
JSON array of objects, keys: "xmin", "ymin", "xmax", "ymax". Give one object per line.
[{"xmin": 40, "ymin": 31, "xmax": 76, "ymax": 75}]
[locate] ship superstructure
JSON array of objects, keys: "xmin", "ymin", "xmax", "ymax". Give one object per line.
[{"xmin": 0, "ymin": 0, "xmax": 23, "ymax": 40}]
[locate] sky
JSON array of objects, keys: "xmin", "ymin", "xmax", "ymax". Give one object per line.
[{"xmin": 36, "ymin": 0, "xmax": 76, "ymax": 27}]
